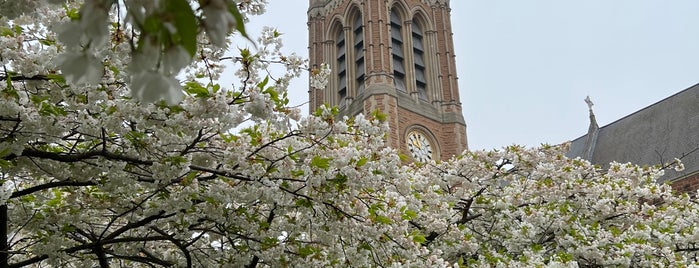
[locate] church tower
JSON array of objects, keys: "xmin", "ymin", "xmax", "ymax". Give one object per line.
[{"xmin": 308, "ymin": 0, "xmax": 468, "ymax": 161}]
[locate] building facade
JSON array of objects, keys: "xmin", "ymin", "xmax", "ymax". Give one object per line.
[
  {"xmin": 567, "ymin": 84, "xmax": 699, "ymax": 194},
  {"xmin": 308, "ymin": 0, "xmax": 468, "ymax": 162}
]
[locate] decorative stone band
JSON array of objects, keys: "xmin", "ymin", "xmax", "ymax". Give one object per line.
[{"xmin": 308, "ymin": 0, "xmax": 450, "ymax": 19}]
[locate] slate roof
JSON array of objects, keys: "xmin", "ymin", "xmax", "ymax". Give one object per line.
[{"xmin": 567, "ymin": 83, "xmax": 699, "ymax": 183}]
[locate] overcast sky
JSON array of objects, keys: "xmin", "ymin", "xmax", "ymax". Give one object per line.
[{"xmin": 235, "ymin": 1, "xmax": 699, "ymax": 151}]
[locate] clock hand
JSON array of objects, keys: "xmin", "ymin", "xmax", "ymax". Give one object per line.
[{"xmin": 412, "ymin": 138, "xmax": 421, "ymax": 149}]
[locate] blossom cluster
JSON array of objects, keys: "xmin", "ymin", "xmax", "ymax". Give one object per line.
[{"xmin": 1, "ymin": 1, "xmax": 699, "ymax": 267}]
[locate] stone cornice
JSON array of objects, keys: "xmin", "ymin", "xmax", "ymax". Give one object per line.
[
  {"xmin": 308, "ymin": 0, "xmax": 344, "ymax": 19},
  {"xmin": 421, "ymin": 0, "xmax": 449, "ymax": 8}
]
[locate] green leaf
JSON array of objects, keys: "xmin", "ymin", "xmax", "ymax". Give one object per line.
[
  {"xmin": 105, "ymin": 105, "xmax": 118, "ymax": 115},
  {"xmin": 227, "ymin": 2, "xmax": 253, "ymax": 45},
  {"xmin": 264, "ymin": 87, "xmax": 279, "ymax": 102},
  {"xmin": 0, "ymin": 27, "xmax": 14, "ymax": 37},
  {"xmin": 75, "ymin": 94, "xmax": 88, "ymax": 104},
  {"xmin": 257, "ymin": 76, "xmax": 269, "ymax": 89},
  {"xmin": 46, "ymin": 74, "xmax": 66, "ymax": 85},
  {"xmin": 142, "ymin": 15, "xmax": 162, "ymax": 35},
  {"xmin": 295, "ymin": 198, "xmax": 313, "ymax": 208},
  {"xmin": 19, "ymin": 195, "xmax": 35, "ymax": 203},
  {"xmin": 166, "ymin": 155, "xmax": 187, "ymax": 165},
  {"xmin": 3, "ymin": 73, "xmax": 17, "ymax": 99},
  {"xmin": 219, "ymin": 133, "xmax": 238, "ymax": 143},
  {"xmin": 30, "ymin": 95, "xmax": 50, "ymax": 104},
  {"xmin": 310, "ymin": 156, "xmax": 331, "ymax": 170},
  {"xmin": 0, "ymin": 147, "xmax": 12, "ymax": 169},
  {"xmin": 328, "ymin": 173, "xmax": 348, "ymax": 185},
  {"xmin": 375, "ymin": 215, "xmax": 393, "ymax": 225},
  {"xmin": 166, "ymin": 0, "xmax": 197, "ymax": 57},
  {"xmin": 290, "ymin": 170, "xmax": 305, "ymax": 177},
  {"xmin": 610, "ymin": 225, "xmax": 622, "ymax": 237},
  {"xmin": 368, "ymin": 203, "xmax": 384, "ymax": 216},
  {"xmin": 125, "ymin": 131, "xmax": 148, "ymax": 149},
  {"xmin": 46, "ymin": 189, "xmax": 64, "ymax": 208},
  {"xmin": 556, "ymin": 252, "xmax": 574, "ymax": 262},
  {"xmin": 356, "ymin": 157, "xmax": 368, "ymax": 167},
  {"xmin": 241, "ymin": 125, "xmax": 261, "ymax": 146},
  {"xmin": 203, "ymin": 196, "xmax": 219, "ymax": 205},
  {"xmin": 39, "ymin": 39, "xmax": 56, "ymax": 46},
  {"xmin": 531, "ymin": 243, "xmax": 543, "ymax": 252},
  {"xmin": 261, "ymin": 237, "xmax": 278, "ymax": 250},
  {"xmin": 63, "ymin": 4, "xmax": 80, "ymax": 20},
  {"xmin": 108, "ymin": 63, "xmax": 120, "ymax": 77},
  {"xmin": 183, "ymin": 81, "xmax": 210, "ymax": 98},
  {"xmin": 370, "ymin": 109, "xmax": 387, "ymax": 122},
  {"xmin": 358, "ymin": 242, "xmax": 373, "ymax": 251},
  {"xmin": 412, "ymin": 233, "xmax": 426, "ymax": 244},
  {"xmin": 297, "ymin": 246, "xmax": 317, "ymax": 258},
  {"xmin": 12, "ymin": 25, "xmax": 22, "ymax": 35},
  {"xmin": 37, "ymin": 102, "xmax": 67, "ymax": 116},
  {"xmin": 0, "ymin": 159, "xmax": 11, "ymax": 169},
  {"xmin": 239, "ymin": 48, "xmax": 251, "ymax": 59},
  {"xmin": 400, "ymin": 208, "xmax": 418, "ymax": 221}
]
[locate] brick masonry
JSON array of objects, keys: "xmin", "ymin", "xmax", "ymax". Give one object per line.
[
  {"xmin": 308, "ymin": 0, "xmax": 468, "ymax": 161},
  {"xmin": 670, "ymin": 173, "xmax": 699, "ymax": 196}
]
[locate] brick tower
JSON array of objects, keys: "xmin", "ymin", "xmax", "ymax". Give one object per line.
[{"xmin": 308, "ymin": 0, "xmax": 468, "ymax": 161}]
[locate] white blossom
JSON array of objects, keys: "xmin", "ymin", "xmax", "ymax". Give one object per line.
[
  {"xmin": 78, "ymin": 0, "xmax": 110, "ymax": 48},
  {"xmin": 674, "ymin": 158, "xmax": 685, "ymax": 172},
  {"xmin": 162, "ymin": 45, "xmax": 192, "ymax": 75},
  {"xmin": 130, "ymin": 71, "xmax": 184, "ymax": 105},
  {"xmin": 56, "ymin": 51, "xmax": 104, "ymax": 85},
  {"xmin": 202, "ymin": 0, "xmax": 236, "ymax": 47},
  {"xmin": 129, "ymin": 37, "xmax": 161, "ymax": 73},
  {"xmin": 310, "ymin": 63, "xmax": 331, "ymax": 90}
]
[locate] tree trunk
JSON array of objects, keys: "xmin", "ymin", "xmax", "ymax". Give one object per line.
[{"xmin": 0, "ymin": 204, "xmax": 8, "ymax": 268}]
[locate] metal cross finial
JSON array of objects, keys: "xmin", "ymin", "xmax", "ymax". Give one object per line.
[{"xmin": 584, "ymin": 96, "xmax": 594, "ymax": 110}]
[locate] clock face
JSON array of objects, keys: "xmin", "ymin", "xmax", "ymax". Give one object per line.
[{"xmin": 406, "ymin": 131, "xmax": 433, "ymax": 162}]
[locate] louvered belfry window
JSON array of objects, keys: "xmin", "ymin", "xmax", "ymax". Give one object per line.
[
  {"xmin": 336, "ymin": 30, "xmax": 347, "ymax": 107},
  {"xmin": 391, "ymin": 9, "xmax": 406, "ymax": 92},
  {"xmin": 353, "ymin": 16, "xmax": 365, "ymax": 93},
  {"xmin": 412, "ymin": 22, "xmax": 427, "ymax": 101}
]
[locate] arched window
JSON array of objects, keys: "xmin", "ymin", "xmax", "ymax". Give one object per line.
[
  {"xmin": 390, "ymin": 8, "xmax": 406, "ymax": 92},
  {"xmin": 412, "ymin": 20, "xmax": 427, "ymax": 101},
  {"xmin": 353, "ymin": 15, "xmax": 365, "ymax": 93},
  {"xmin": 336, "ymin": 30, "xmax": 347, "ymax": 107}
]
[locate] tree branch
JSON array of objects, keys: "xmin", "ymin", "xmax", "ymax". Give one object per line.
[
  {"xmin": 10, "ymin": 180, "xmax": 96, "ymax": 199},
  {"xmin": 456, "ymin": 187, "xmax": 486, "ymax": 225},
  {"xmin": 0, "ymin": 74, "xmax": 50, "ymax": 82},
  {"xmin": 104, "ymin": 210, "xmax": 173, "ymax": 241},
  {"xmin": 149, "ymin": 227, "xmax": 192, "ymax": 268}
]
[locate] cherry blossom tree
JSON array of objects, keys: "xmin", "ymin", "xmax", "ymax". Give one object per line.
[
  {"xmin": 415, "ymin": 145, "xmax": 698, "ymax": 267},
  {"xmin": 1, "ymin": 1, "xmax": 699, "ymax": 267}
]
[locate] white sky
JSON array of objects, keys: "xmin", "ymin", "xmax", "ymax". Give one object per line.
[{"xmin": 234, "ymin": 1, "xmax": 699, "ymax": 150}]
